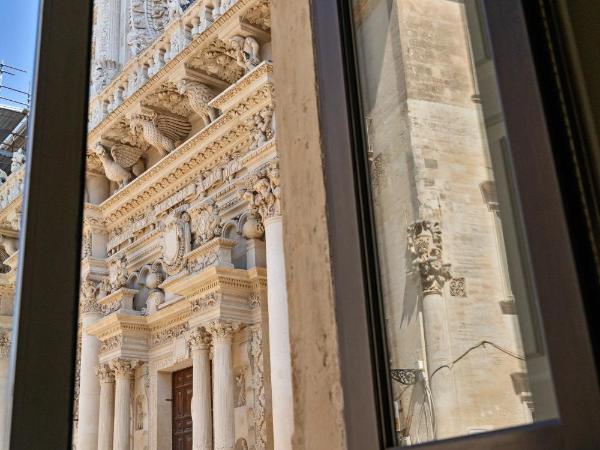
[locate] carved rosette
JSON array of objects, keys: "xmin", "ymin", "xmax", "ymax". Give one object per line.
[
  {"xmin": 160, "ymin": 210, "xmax": 192, "ymax": 276},
  {"xmin": 110, "ymin": 359, "xmax": 139, "ymax": 378},
  {"xmin": 0, "ymin": 329, "xmax": 11, "ymax": 359},
  {"xmin": 407, "ymin": 221, "xmax": 452, "ymax": 295},
  {"xmin": 188, "ymin": 327, "xmax": 211, "ymax": 351},
  {"xmin": 95, "ymin": 364, "xmax": 115, "ymax": 383},
  {"xmin": 242, "ymin": 162, "xmax": 281, "ymax": 223}
]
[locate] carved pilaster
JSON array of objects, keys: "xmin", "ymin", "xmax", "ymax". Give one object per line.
[{"xmin": 407, "ymin": 220, "xmax": 452, "ymax": 295}]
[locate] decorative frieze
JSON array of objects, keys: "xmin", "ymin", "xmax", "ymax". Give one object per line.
[
  {"xmin": 407, "ymin": 220, "xmax": 452, "ymax": 295},
  {"xmin": 100, "ymin": 335, "xmax": 123, "ymax": 354},
  {"xmin": 190, "ymin": 292, "xmax": 222, "ymax": 312},
  {"xmin": 151, "ymin": 322, "xmax": 189, "ymax": 346}
]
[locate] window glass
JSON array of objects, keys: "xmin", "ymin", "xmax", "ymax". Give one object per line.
[
  {"xmin": 350, "ymin": 0, "xmax": 558, "ymax": 444},
  {"xmin": 0, "ymin": 2, "xmax": 40, "ymax": 447}
]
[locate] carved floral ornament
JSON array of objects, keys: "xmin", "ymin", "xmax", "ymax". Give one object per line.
[{"xmin": 407, "ymin": 220, "xmax": 452, "ymax": 295}]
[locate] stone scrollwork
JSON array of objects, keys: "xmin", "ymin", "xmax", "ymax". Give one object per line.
[
  {"xmin": 191, "ymin": 199, "xmax": 222, "ymax": 247},
  {"xmin": 407, "ymin": 220, "xmax": 452, "ymax": 295},
  {"xmin": 160, "ymin": 210, "xmax": 192, "ymax": 276},
  {"xmin": 242, "ymin": 161, "xmax": 281, "ymax": 222}
]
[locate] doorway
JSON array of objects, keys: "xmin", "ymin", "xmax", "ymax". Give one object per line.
[{"xmin": 172, "ymin": 367, "xmax": 193, "ymax": 450}]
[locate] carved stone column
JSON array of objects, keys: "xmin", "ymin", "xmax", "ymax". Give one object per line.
[
  {"xmin": 408, "ymin": 220, "xmax": 457, "ymax": 438},
  {"xmin": 77, "ymin": 281, "xmax": 103, "ymax": 450},
  {"xmin": 0, "ymin": 329, "xmax": 11, "ymax": 448},
  {"xmin": 110, "ymin": 359, "xmax": 136, "ymax": 450},
  {"xmin": 96, "ymin": 365, "xmax": 115, "ymax": 450},
  {"xmin": 189, "ymin": 328, "xmax": 212, "ymax": 450},
  {"xmin": 243, "ymin": 162, "xmax": 293, "ymax": 450},
  {"xmin": 209, "ymin": 321, "xmax": 237, "ymax": 450}
]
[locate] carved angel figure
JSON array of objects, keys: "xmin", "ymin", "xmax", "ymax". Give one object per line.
[
  {"xmin": 80, "ymin": 279, "xmax": 98, "ymax": 302},
  {"xmin": 176, "ymin": 79, "xmax": 219, "ymax": 127},
  {"xmin": 130, "ymin": 113, "xmax": 191, "ymax": 157},
  {"xmin": 229, "ymin": 35, "xmax": 261, "ymax": 73},
  {"xmin": 94, "ymin": 142, "xmax": 145, "ymax": 190}
]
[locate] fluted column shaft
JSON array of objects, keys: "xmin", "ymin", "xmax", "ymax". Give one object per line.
[
  {"xmin": 111, "ymin": 360, "xmax": 136, "ymax": 450},
  {"xmin": 77, "ymin": 312, "xmax": 102, "ymax": 450},
  {"xmin": 210, "ymin": 322, "xmax": 236, "ymax": 450},
  {"xmin": 264, "ymin": 215, "xmax": 294, "ymax": 450},
  {"xmin": 190, "ymin": 330, "xmax": 212, "ymax": 450},
  {"xmin": 96, "ymin": 365, "xmax": 115, "ymax": 450}
]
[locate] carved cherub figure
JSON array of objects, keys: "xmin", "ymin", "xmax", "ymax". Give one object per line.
[{"xmin": 229, "ymin": 36, "xmax": 261, "ymax": 73}]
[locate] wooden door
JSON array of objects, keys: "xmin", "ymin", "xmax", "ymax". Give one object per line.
[{"xmin": 172, "ymin": 367, "xmax": 193, "ymax": 450}]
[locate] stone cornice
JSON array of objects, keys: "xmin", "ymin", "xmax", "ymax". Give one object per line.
[{"xmin": 88, "ymin": 0, "xmax": 262, "ymax": 138}]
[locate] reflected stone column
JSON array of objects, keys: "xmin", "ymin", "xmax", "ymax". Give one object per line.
[
  {"xmin": 243, "ymin": 162, "xmax": 293, "ymax": 450},
  {"xmin": 96, "ymin": 365, "xmax": 115, "ymax": 450},
  {"xmin": 0, "ymin": 329, "xmax": 11, "ymax": 448},
  {"xmin": 110, "ymin": 359, "xmax": 136, "ymax": 450},
  {"xmin": 77, "ymin": 281, "xmax": 103, "ymax": 450},
  {"xmin": 189, "ymin": 328, "xmax": 212, "ymax": 450},
  {"xmin": 209, "ymin": 321, "xmax": 237, "ymax": 450},
  {"xmin": 408, "ymin": 221, "xmax": 457, "ymax": 439}
]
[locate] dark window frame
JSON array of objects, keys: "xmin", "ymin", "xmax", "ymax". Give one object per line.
[
  {"xmin": 314, "ymin": 0, "xmax": 600, "ymax": 449},
  {"xmin": 7, "ymin": 0, "xmax": 92, "ymax": 448}
]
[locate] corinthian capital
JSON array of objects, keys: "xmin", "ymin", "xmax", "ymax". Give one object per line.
[
  {"xmin": 188, "ymin": 327, "xmax": 211, "ymax": 351},
  {"xmin": 110, "ymin": 359, "xmax": 139, "ymax": 378},
  {"xmin": 242, "ymin": 162, "xmax": 281, "ymax": 222},
  {"xmin": 207, "ymin": 320, "xmax": 240, "ymax": 343},
  {"xmin": 407, "ymin": 220, "xmax": 452, "ymax": 295},
  {"xmin": 95, "ymin": 364, "xmax": 115, "ymax": 383}
]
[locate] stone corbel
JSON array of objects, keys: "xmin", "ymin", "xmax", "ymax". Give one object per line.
[{"xmin": 98, "ymin": 287, "xmax": 140, "ymax": 316}]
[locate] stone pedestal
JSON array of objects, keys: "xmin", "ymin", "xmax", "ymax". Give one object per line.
[
  {"xmin": 264, "ymin": 216, "xmax": 293, "ymax": 450},
  {"xmin": 111, "ymin": 359, "xmax": 136, "ymax": 450},
  {"xmin": 210, "ymin": 321, "xmax": 236, "ymax": 450},
  {"xmin": 77, "ymin": 311, "xmax": 102, "ymax": 450},
  {"xmin": 96, "ymin": 365, "xmax": 115, "ymax": 450},
  {"xmin": 190, "ymin": 329, "xmax": 212, "ymax": 450}
]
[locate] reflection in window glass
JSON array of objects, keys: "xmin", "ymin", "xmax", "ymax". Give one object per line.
[
  {"xmin": 351, "ymin": 0, "xmax": 558, "ymax": 445},
  {"xmin": 0, "ymin": 2, "xmax": 39, "ymax": 447}
]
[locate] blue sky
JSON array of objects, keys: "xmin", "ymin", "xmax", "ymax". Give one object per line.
[{"xmin": 0, "ymin": 1, "xmax": 40, "ymax": 109}]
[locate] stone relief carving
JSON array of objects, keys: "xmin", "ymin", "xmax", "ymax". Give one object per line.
[
  {"xmin": 130, "ymin": 112, "xmax": 191, "ymax": 157},
  {"xmin": 242, "ymin": 161, "xmax": 281, "ymax": 222},
  {"xmin": 187, "ymin": 249, "xmax": 220, "ymax": 273},
  {"xmin": 407, "ymin": 221, "xmax": 452, "ymax": 295},
  {"xmin": 128, "ymin": 0, "xmax": 161, "ymax": 57},
  {"xmin": 229, "ymin": 35, "xmax": 261, "ymax": 73},
  {"xmin": 0, "ymin": 329, "xmax": 11, "ymax": 359},
  {"xmin": 144, "ymin": 261, "xmax": 166, "ymax": 313},
  {"xmin": 160, "ymin": 209, "xmax": 192, "ymax": 276},
  {"xmin": 94, "ymin": 142, "xmax": 146, "ymax": 190},
  {"xmin": 189, "ymin": 40, "xmax": 244, "ymax": 83},
  {"xmin": 152, "ymin": 322, "xmax": 189, "ymax": 346},
  {"xmin": 246, "ymin": 105, "xmax": 273, "ymax": 150},
  {"xmin": 80, "ymin": 279, "xmax": 102, "ymax": 314},
  {"xmin": 190, "ymin": 292, "xmax": 222, "ymax": 312},
  {"xmin": 176, "ymin": 79, "xmax": 219, "ymax": 127},
  {"xmin": 242, "ymin": 0, "xmax": 271, "ymax": 30},
  {"xmin": 11, "ymin": 148, "xmax": 25, "ymax": 173},
  {"xmin": 100, "ymin": 335, "xmax": 123, "ymax": 354},
  {"xmin": 92, "ymin": 59, "xmax": 119, "ymax": 95},
  {"xmin": 235, "ymin": 370, "xmax": 246, "ymax": 407},
  {"xmin": 248, "ymin": 325, "xmax": 266, "ymax": 450},
  {"xmin": 108, "ymin": 255, "xmax": 129, "ymax": 292},
  {"xmin": 191, "ymin": 200, "xmax": 222, "ymax": 247},
  {"xmin": 81, "ymin": 228, "xmax": 93, "ymax": 259}
]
